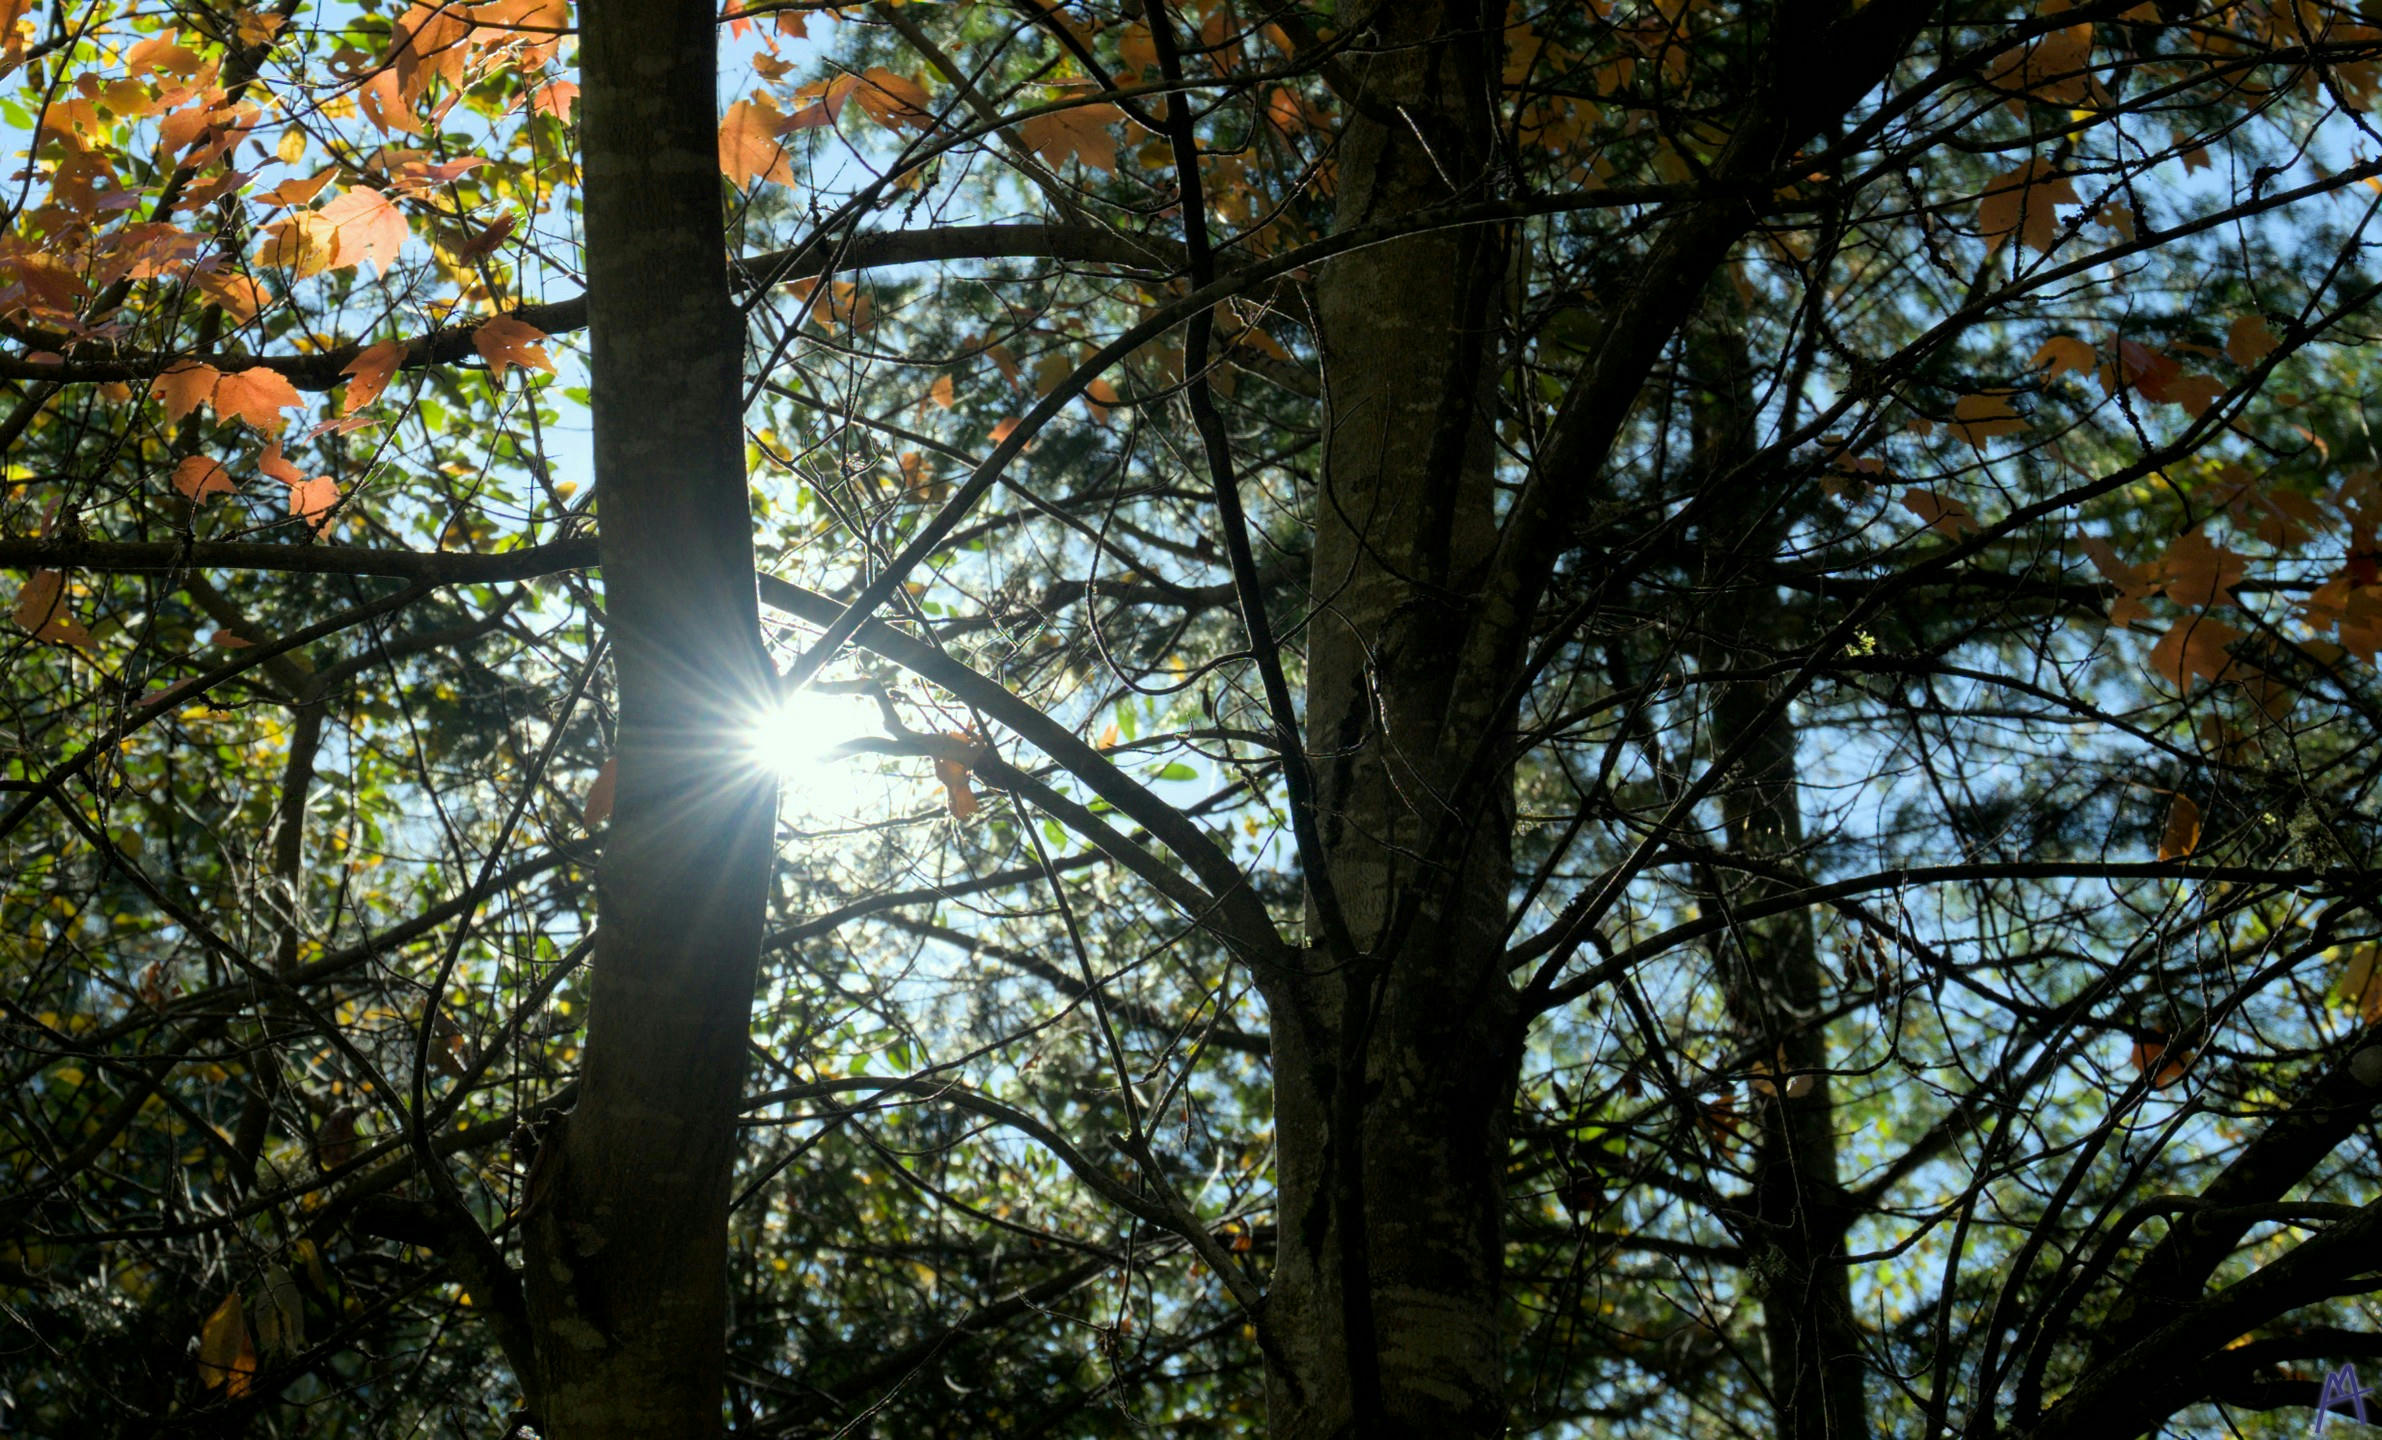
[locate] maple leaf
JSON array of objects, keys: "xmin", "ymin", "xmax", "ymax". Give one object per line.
[
  {"xmin": 196, "ymin": 271, "xmax": 269, "ymax": 324},
  {"xmin": 473, "ymin": 315, "xmax": 554, "ymax": 380},
  {"xmin": 1018, "ymin": 102, "xmax": 1125, "ymax": 173},
  {"xmin": 1977, "ymin": 158, "xmax": 2078, "ymax": 253},
  {"xmin": 2157, "ymin": 792, "xmax": 2201, "ymax": 861},
  {"xmin": 850, "ymin": 68, "xmax": 932, "ymax": 130},
  {"xmin": 288, "ymin": 475, "xmax": 339, "ymax": 534},
  {"xmin": 151, "ymin": 361, "xmax": 222, "ymax": 424},
  {"xmin": 171, "ymin": 455, "xmax": 236, "ymax": 502},
  {"xmin": 257, "ymin": 440, "xmax": 303, "ymax": 485},
  {"xmin": 719, "ymin": 98, "xmax": 794, "ymax": 190},
  {"xmin": 2164, "ymin": 373, "xmax": 2228, "ymax": 419},
  {"xmin": 256, "ymin": 211, "xmax": 340, "ymax": 277},
  {"xmin": 2030, "ymin": 334, "xmax": 2097, "ymax": 378},
  {"xmin": 2158, "ymin": 530, "xmax": 2245, "ymax": 610},
  {"xmin": 2078, "ymin": 535, "xmax": 2158, "ymax": 626},
  {"xmin": 929, "ymin": 373, "xmax": 955, "ymax": 409},
  {"xmin": 359, "ymin": 70, "xmax": 426, "ymax": 137},
  {"xmin": 1984, "ymin": 23, "xmax": 2101, "ymax": 107},
  {"xmin": 258, "ymin": 170, "xmax": 333, "ymax": 208},
  {"xmin": 2146, "ymin": 613, "xmax": 2243, "ymax": 689},
  {"xmin": 2128, "ymin": 1032, "xmax": 2191, "ymax": 1090},
  {"xmin": 2116, "ymin": 339, "xmax": 2181, "ymax": 402},
  {"xmin": 318, "ymin": 186, "xmax": 408, "ymax": 275},
  {"xmin": 1951, "ymin": 390, "xmax": 2028, "ymax": 446},
  {"xmin": 528, "ymin": 79, "xmax": 579, "ymax": 119},
  {"xmin": 213, "ymin": 366, "xmax": 305, "ymax": 433},
  {"xmin": 1901, "ymin": 487, "xmax": 1979, "ymax": 537},
  {"xmin": 2226, "ymin": 313, "xmax": 2280, "ymax": 366},
  {"xmin": 10, "ymin": 569, "xmax": 93, "ymax": 648},
  {"xmin": 340, "ymin": 341, "xmax": 406, "ymax": 413}
]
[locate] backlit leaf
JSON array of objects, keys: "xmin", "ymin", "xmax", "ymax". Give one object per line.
[{"xmin": 473, "ymin": 316, "xmax": 555, "ymax": 381}]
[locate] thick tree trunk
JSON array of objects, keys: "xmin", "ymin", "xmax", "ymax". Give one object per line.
[
  {"xmin": 1687, "ymin": 313, "xmax": 1871, "ymax": 1440},
  {"xmin": 519, "ymin": 0, "xmax": 777, "ymax": 1432},
  {"xmin": 1267, "ymin": 5, "xmax": 1517, "ymax": 1436}
]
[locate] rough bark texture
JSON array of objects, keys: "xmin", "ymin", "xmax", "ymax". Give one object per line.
[
  {"xmin": 518, "ymin": 0, "xmax": 777, "ymax": 1431},
  {"xmin": 1268, "ymin": 5, "xmax": 1518, "ymax": 1437},
  {"xmin": 1687, "ymin": 312, "xmax": 1873, "ymax": 1440}
]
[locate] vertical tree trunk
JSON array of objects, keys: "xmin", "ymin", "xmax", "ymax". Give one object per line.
[
  {"xmin": 1268, "ymin": 5, "xmax": 1516, "ymax": 1436},
  {"xmin": 1686, "ymin": 310, "xmax": 1872, "ymax": 1440},
  {"xmin": 520, "ymin": 0, "xmax": 777, "ymax": 1431}
]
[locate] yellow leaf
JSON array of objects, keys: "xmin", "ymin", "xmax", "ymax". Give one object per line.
[
  {"xmin": 2030, "ymin": 334, "xmax": 2097, "ymax": 378},
  {"xmin": 197, "ymin": 1293, "xmax": 256, "ymax": 1395},
  {"xmin": 1951, "ymin": 390, "xmax": 2028, "ymax": 445}
]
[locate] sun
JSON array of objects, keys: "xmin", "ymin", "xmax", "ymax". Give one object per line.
[{"xmin": 745, "ymin": 684, "xmax": 888, "ymax": 818}]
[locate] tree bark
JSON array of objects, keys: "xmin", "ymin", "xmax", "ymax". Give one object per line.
[
  {"xmin": 1267, "ymin": 5, "xmax": 1517, "ymax": 1436},
  {"xmin": 1685, "ymin": 301, "xmax": 1872, "ymax": 1440},
  {"xmin": 519, "ymin": 0, "xmax": 777, "ymax": 1431}
]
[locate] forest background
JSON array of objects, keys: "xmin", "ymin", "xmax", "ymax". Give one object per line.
[{"xmin": 10, "ymin": 0, "xmax": 2382, "ymax": 1437}]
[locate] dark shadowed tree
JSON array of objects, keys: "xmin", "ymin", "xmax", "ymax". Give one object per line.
[{"xmin": 13, "ymin": 1, "xmax": 2382, "ymax": 1438}]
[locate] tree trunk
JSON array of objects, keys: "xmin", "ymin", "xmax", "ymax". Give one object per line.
[
  {"xmin": 1686, "ymin": 310, "xmax": 1872, "ymax": 1440},
  {"xmin": 1267, "ymin": 5, "xmax": 1517, "ymax": 1436},
  {"xmin": 519, "ymin": 0, "xmax": 777, "ymax": 1431}
]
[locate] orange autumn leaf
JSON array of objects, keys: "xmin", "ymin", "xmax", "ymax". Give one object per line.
[
  {"xmin": 849, "ymin": 68, "xmax": 932, "ymax": 130},
  {"xmin": 340, "ymin": 341, "xmax": 405, "ymax": 413},
  {"xmin": 152, "ymin": 361, "xmax": 222, "ymax": 424},
  {"xmin": 1018, "ymin": 102, "xmax": 1124, "ymax": 172},
  {"xmin": 317, "ymin": 185, "xmax": 407, "ymax": 275},
  {"xmin": 288, "ymin": 476, "xmax": 339, "ymax": 533},
  {"xmin": 2146, "ymin": 613, "xmax": 2243, "ymax": 689},
  {"xmin": 2030, "ymin": 334, "xmax": 2098, "ymax": 379},
  {"xmin": 719, "ymin": 98, "xmax": 795, "ymax": 190},
  {"xmin": 1977, "ymin": 157, "xmax": 2078, "ymax": 254},
  {"xmin": 1950, "ymin": 390, "xmax": 2028, "ymax": 445},
  {"xmin": 258, "ymin": 439, "xmax": 303, "ymax": 485},
  {"xmin": 2128, "ymin": 1033, "xmax": 2191, "ymax": 1090},
  {"xmin": 2157, "ymin": 792, "xmax": 2201, "ymax": 861},
  {"xmin": 2158, "ymin": 530, "xmax": 2245, "ymax": 610},
  {"xmin": 2078, "ymin": 535, "xmax": 2158, "ymax": 627},
  {"xmin": 196, "ymin": 271, "xmax": 270, "ymax": 324},
  {"xmin": 213, "ymin": 367, "xmax": 306, "ymax": 433},
  {"xmin": 929, "ymin": 373, "xmax": 956, "ymax": 409},
  {"xmin": 2227, "ymin": 313, "xmax": 2280, "ymax": 367},
  {"xmin": 932, "ymin": 739, "xmax": 979, "ymax": 820},
  {"xmin": 473, "ymin": 316, "xmax": 554, "ymax": 380},
  {"xmin": 172, "ymin": 455, "xmax": 236, "ymax": 502},
  {"xmin": 258, "ymin": 169, "xmax": 334, "ymax": 208},
  {"xmin": 11, "ymin": 569, "xmax": 94, "ymax": 648}
]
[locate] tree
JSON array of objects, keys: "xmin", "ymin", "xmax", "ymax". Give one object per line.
[{"xmin": 14, "ymin": 0, "xmax": 2382, "ymax": 1436}]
